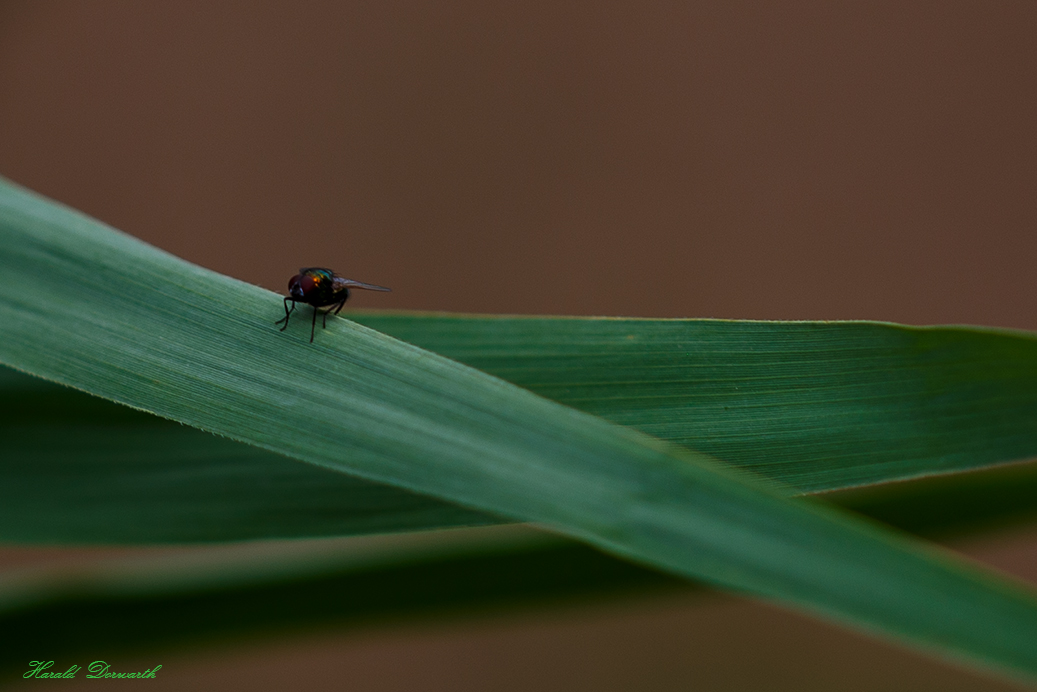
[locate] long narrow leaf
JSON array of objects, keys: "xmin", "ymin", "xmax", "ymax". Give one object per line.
[
  {"xmin": 355, "ymin": 313, "xmax": 1037, "ymax": 492},
  {"xmin": 2, "ymin": 179, "xmax": 1037, "ymax": 679},
  {"xmin": 6, "ymin": 367, "xmax": 1037, "ymax": 543},
  {"xmin": 0, "ymin": 528, "xmax": 687, "ymax": 676},
  {"xmin": 1, "ymin": 359, "xmax": 492, "ymax": 541}
]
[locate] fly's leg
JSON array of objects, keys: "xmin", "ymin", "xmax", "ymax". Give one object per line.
[
  {"xmin": 276, "ymin": 298, "xmax": 296, "ymax": 330},
  {"xmin": 304, "ymin": 295, "xmax": 350, "ymax": 343},
  {"xmin": 321, "ymin": 297, "xmax": 347, "ymax": 330},
  {"xmin": 319, "ymin": 297, "xmax": 348, "ymax": 332}
]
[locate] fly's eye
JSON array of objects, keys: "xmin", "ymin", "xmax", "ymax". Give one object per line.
[{"xmin": 300, "ymin": 275, "xmax": 319, "ymax": 293}]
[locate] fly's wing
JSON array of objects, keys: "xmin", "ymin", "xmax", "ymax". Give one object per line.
[{"xmin": 332, "ymin": 276, "xmax": 391, "ymax": 292}]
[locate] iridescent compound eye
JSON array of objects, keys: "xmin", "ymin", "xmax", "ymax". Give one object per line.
[{"xmin": 288, "ymin": 274, "xmax": 320, "ymax": 300}]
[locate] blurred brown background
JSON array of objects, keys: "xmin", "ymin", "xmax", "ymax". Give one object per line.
[{"xmin": 1, "ymin": 1, "xmax": 1036, "ymax": 690}]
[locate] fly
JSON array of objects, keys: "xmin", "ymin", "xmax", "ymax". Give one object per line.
[{"xmin": 276, "ymin": 267, "xmax": 390, "ymax": 342}]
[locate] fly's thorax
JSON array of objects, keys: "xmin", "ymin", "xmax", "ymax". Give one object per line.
[{"xmin": 289, "ymin": 268, "xmax": 338, "ymax": 305}]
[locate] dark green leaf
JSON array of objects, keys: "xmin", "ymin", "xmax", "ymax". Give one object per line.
[{"xmin": 3, "ymin": 178, "xmax": 1037, "ymax": 680}]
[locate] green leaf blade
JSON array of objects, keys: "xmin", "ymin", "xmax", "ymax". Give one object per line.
[
  {"xmin": 3, "ymin": 178, "xmax": 1037, "ymax": 680},
  {"xmin": 353, "ymin": 314, "xmax": 1037, "ymax": 492}
]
